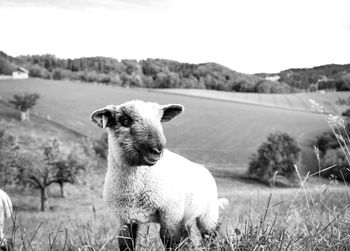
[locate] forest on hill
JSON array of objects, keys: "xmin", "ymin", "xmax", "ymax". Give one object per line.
[
  {"xmin": 2, "ymin": 51, "xmax": 350, "ymax": 92},
  {"xmin": 0, "ymin": 51, "xmax": 17, "ymax": 75},
  {"xmin": 257, "ymin": 64, "xmax": 350, "ymax": 91},
  {"xmin": 0, "ymin": 51, "xmax": 290, "ymax": 93}
]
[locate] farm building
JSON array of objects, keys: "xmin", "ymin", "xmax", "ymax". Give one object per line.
[
  {"xmin": 12, "ymin": 67, "xmax": 29, "ymax": 79},
  {"xmin": 0, "ymin": 67, "xmax": 29, "ymax": 80},
  {"xmin": 265, "ymin": 75, "xmax": 280, "ymax": 81}
]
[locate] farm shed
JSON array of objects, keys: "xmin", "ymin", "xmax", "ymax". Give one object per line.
[{"xmin": 12, "ymin": 67, "xmax": 29, "ymax": 79}]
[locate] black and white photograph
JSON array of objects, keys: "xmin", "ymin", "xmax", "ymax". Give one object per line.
[{"xmin": 1, "ymin": 0, "xmax": 350, "ymax": 250}]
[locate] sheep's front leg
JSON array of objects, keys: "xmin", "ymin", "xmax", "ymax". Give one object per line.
[
  {"xmin": 118, "ymin": 223, "xmax": 138, "ymax": 251},
  {"xmin": 159, "ymin": 220, "xmax": 190, "ymax": 250}
]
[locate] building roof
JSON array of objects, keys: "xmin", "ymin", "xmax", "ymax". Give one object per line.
[{"xmin": 14, "ymin": 67, "xmax": 29, "ymax": 73}]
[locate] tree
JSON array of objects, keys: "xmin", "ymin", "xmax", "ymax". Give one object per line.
[
  {"xmin": 247, "ymin": 131, "xmax": 301, "ymax": 185},
  {"xmin": 16, "ymin": 139, "xmax": 87, "ymax": 211},
  {"xmin": 0, "ymin": 121, "xmax": 19, "ymax": 186},
  {"xmin": 321, "ymin": 148, "xmax": 350, "ymax": 181},
  {"xmin": 53, "ymin": 145, "xmax": 86, "ymax": 197},
  {"xmin": 0, "ymin": 56, "xmax": 16, "ymax": 75},
  {"xmin": 9, "ymin": 93, "xmax": 40, "ymax": 121},
  {"xmin": 316, "ymin": 124, "xmax": 350, "ymax": 153}
]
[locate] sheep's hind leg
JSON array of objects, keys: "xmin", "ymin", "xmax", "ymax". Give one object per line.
[
  {"xmin": 196, "ymin": 216, "xmax": 218, "ymax": 240},
  {"xmin": 159, "ymin": 221, "xmax": 190, "ymax": 250},
  {"xmin": 118, "ymin": 223, "xmax": 138, "ymax": 251}
]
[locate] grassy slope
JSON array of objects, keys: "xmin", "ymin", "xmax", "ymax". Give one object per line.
[
  {"xmin": 0, "ymin": 79, "xmax": 329, "ymax": 172},
  {"xmin": 155, "ymin": 88, "xmax": 350, "ymax": 114},
  {"xmin": 1, "ymin": 80, "xmax": 350, "ymax": 250}
]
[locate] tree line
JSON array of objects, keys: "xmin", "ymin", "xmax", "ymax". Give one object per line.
[
  {"xmin": 1, "ymin": 51, "xmax": 291, "ymax": 93},
  {"xmin": 258, "ymin": 64, "xmax": 350, "ymax": 91}
]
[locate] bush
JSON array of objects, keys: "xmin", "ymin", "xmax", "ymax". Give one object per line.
[
  {"xmin": 336, "ymin": 97, "xmax": 350, "ymax": 106},
  {"xmin": 316, "ymin": 124, "xmax": 350, "ymax": 153},
  {"xmin": 247, "ymin": 131, "xmax": 301, "ymax": 184},
  {"xmin": 316, "ymin": 121, "xmax": 350, "ymax": 182},
  {"xmin": 341, "ymin": 109, "xmax": 350, "ymax": 117},
  {"xmin": 9, "ymin": 93, "xmax": 40, "ymax": 112},
  {"xmin": 321, "ymin": 148, "xmax": 350, "ymax": 181},
  {"xmin": 0, "ymin": 121, "xmax": 20, "ymax": 186}
]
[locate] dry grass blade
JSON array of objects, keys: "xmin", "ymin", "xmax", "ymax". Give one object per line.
[
  {"xmin": 48, "ymin": 222, "xmax": 62, "ymax": 250},
  {"xmin": 316, "ymin": 204, "xmax": 350, "ymax": 237},
  {"xmin": 99, "ymin": 230, "xmax": 120, "ymax": 251},
  {"xmin": 309, "ymin": 164, "xmax": 338, "ymax": 177}
]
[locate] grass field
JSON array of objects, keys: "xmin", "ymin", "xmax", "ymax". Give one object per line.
[
  {"xmin": 1, "ymin": 79, "xmax": 350, "ymax": 250},
  {"xmin": 155, "ymin": 88, "xmax": 350, "ymax": 114},
  {"xmin": 0, "ymin": 79, "xmax": 332, "ymax": 172}
]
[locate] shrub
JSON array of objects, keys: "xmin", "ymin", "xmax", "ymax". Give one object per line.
[
  {"xmin": 9, "ymin": 92, "xmax": 40, "ymax": 121},
  {"xmin": 341, "ymin": 109, "xmax": 350, "ymax": 117},
  {"xmin": 9, "ymin": 93, "xmax": 40, "ymax": 112},
  {"xmin": 316, "ymin": 120, "xmax": 350, "ymax": 182},
  {"xmin": 0, "ymin": 121, "xmax": 20, "ymax": 186},
  {"xmin": 247, "ymin": 131, "xmax": 301, "ymax": 184},
  {"xmin": 256, "ymin": 81, "xmax": 291, "ymax": 93},
  {"xmin": 321, "ymin": 148, "xmax": 350, "ymax": 181},
  {"xmin": 316, "ymin": 123, "xmax": 350, "ymax": 153},
  {"xmin": 336, "ymin": 97, "xmax": 350, "ymax": 106}
]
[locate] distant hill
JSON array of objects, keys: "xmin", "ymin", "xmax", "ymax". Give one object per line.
[
  {"xmin": 257, "ymin": 64, "xmax": 350, "ymax": 91},
  {"xmin": 3, "ymin": 50, "xmax": 349, "ymax": 93},
  {"xmin": 0, "ymin": 51, "xmax": 290, "ymax": 93}
]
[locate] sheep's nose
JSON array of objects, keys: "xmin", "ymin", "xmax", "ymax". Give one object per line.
[{"xmin": 150, "ymin": 146, "xmax": 162, "ymax": 155}]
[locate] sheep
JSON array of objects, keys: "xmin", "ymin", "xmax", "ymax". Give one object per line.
[
  {"xmin": 0, "ymin": 189, "xmax": 12, "ymax": 249},
  {"xmin": 91, "ymin": 100, "xmax": 228, "ymax": 250}
]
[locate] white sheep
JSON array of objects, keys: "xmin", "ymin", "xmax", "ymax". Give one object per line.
[
  {"xmin": 0, "ymin": 189, "xmax": 12, "ymax": 249},
  {"xmin": 91, "ymin": 100, "xmax": 228, "ymax": 250}
]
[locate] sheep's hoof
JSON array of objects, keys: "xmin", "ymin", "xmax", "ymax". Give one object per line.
[{"xmin": 0, "ymin": 245, "xmax": 8, "ymax": 251}]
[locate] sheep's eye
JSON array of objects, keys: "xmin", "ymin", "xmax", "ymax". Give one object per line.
[{"xmin": 119, "ymin": 116, "xmax": 132, "ymax": 127}]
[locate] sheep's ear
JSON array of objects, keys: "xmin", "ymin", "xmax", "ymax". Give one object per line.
[
  {"xmin": 161, "ymin": 104, "xmax": 184, "ymax": 122},
  {"xmin": 90, "ymin": 106, "xmax": 116, "ymax": 128}
]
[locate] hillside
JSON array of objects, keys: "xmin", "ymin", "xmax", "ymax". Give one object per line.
[
  {"xmin": 154, "ymin": 88, "xmax": 350, "ymax": 114},
  {"xmin": 0, "ymin": 79, "xmax": 329, "ymax": 173},
  {"xmin": 3, "ymin": 51, "xmax": 350, "ymax": 93},
  {"xmin": 257, "ymin": 64, "xmax": 350, "ymax": 91},
  {"xmin": 1, "ymin": 51, "xmax": 290, "ymax": 93},
  {"xmin": 1, "ymin": 94, "xmax": 349, "ymax": 251}
]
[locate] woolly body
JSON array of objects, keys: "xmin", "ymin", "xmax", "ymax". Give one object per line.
[{"xmin": 104, "ymin": 147, "xmax": 219, "ymax": 227}]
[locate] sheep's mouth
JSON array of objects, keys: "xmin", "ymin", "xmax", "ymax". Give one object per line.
[{"xmin": 143, "ymin": 155, "xmax": 159, "ymax": 166}]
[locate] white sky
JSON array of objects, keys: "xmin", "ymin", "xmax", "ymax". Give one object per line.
[{"xmin": 0, "ymin": 0, "xmax": 350, "ymax": 73}]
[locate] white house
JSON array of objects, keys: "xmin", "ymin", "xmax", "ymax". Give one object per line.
[
  {"xmin": 265, "ymin": 75, "xmax": 280, "ymax": 81},
  {"xmin": 12, "ymin": 67, "xmax": 29, "ymax": 79}
]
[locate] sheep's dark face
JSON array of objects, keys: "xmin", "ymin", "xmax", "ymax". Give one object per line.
[{"xmin": 91, "ymin": 100, "xmax": 183, "ymax": 166}]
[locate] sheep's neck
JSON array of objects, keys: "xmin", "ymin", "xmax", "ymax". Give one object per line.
[
  {"xmin": 108, "ymin": 149, "xmax": 136, "ymax": 175},
  {"xmin": 105, "ymin": 134, "xmax": 140, "ymax": 187}
]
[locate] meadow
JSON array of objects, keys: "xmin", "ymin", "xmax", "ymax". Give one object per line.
[
  {"xmin": 0, "ymin": 79, "xmax": 334, "ymax": 172},
  {"xmin": 1, "ymin": 79, "xmax": 350, "ymax": 250},
  {"xmin": 154, "ymin": 88, "xmax": 349, "ymax": 114}
]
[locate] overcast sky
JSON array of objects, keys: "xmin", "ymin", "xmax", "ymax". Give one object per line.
[{"xmin": 0, "ymin": 0, "xmax": 349, "ymax": 73}]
